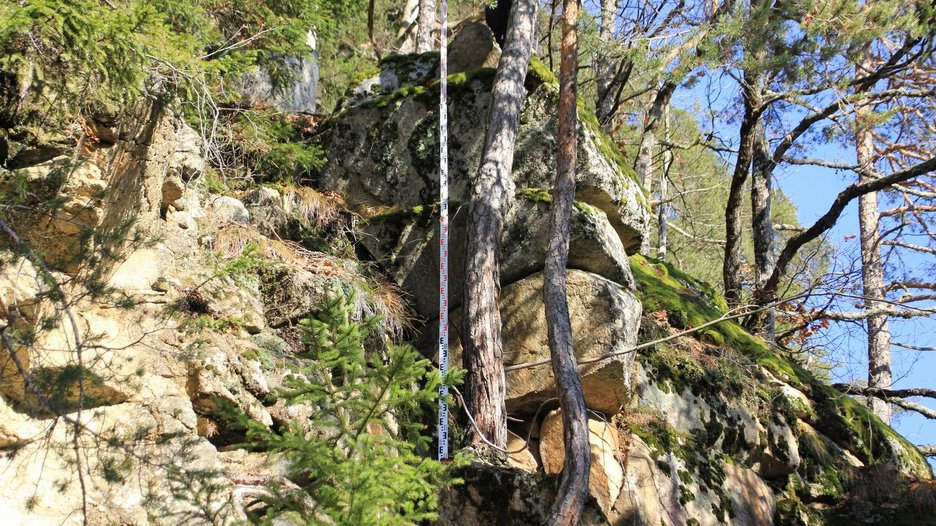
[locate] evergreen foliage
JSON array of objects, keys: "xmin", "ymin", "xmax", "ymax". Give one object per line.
[{"xmin": 243, "ymin": 290, "xmax": 458, "ymax": 525}]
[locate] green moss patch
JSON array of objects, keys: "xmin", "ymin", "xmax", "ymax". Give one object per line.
[{"xmin": 629, "ymin": 254, "xmax": 932, "ymax": 478}]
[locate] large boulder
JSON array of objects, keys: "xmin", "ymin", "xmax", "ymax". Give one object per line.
[
  {"xmin": 238, "ymin": 30, "xmax": 319, "ymax": 114},
  {"xmin": 319, "ymin": 53, "xmax": 649, "ymax": 253},
  {"xmin": 448, "ymin": 23, "xmax": 501, "ymax": 74},
  {"xmin": 451, "ymin": 269, "xmax": 641, "ymax": 415},
  {"xmin": 360, "ymin": 196, "xmax": 634, "ymax": 323}
]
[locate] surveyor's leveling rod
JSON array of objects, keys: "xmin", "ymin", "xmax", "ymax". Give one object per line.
[{"xmin": 437, "ymin": 0, "xmax": 450, "ymax": 462}]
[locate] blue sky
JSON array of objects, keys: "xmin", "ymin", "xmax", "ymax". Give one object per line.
[
  {"xmin": 778, "ymin": 159, "xmax": 936, "ymax": 470},
  {"xmin": 670, "ymin": 71, "xmax": 935, "ymax": 470}
]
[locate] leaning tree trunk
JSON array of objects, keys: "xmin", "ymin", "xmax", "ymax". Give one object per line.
[
  {"xmin": 416, "ymin": 0, "xmax": 436, "ymax": 53},
  {"xmin": 856, "ymin": 52, "xmax": 892, "ymax": 424},
  {"xmin": 723, "ymin": 73, "xmax": 761, "ymax": 308},
  {"xmin": 545, "ymin": 0, "xmax": 591, "ymax": 524},
  {"xmin": 463, "ymin": 0, "xmax": 538, "ymax": 450}
]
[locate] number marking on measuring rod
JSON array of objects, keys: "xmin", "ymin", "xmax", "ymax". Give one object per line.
[{"xmin": 437, "ymin": 0, "xmax": 450, "ymax": 462}]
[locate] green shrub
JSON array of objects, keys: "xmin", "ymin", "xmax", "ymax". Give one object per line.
[{"xmin": 244, "ymin": 290, "xmax": 457, "ymax": 525}]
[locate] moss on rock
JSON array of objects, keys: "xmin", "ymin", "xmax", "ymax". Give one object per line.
[{"xmin": 629, "ymin": 254, "xmax": 932, "ymax": 483}]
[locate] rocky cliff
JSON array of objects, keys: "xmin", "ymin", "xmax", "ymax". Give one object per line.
[{"xmin": 0, "ymin": 40, "xmax": 933, "ymax": 526}]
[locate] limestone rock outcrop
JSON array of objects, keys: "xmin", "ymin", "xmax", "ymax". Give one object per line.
[
  {"xmin": 1, "ymin": 45, "xmax": 932, "ymax": 526},
  {"xmin": 320, "ymin": 54, "xmax": 649, "ymax": 254}
]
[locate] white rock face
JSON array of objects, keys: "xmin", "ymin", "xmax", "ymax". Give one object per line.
[{"xmin": 238, "ymin": 29, "xmax": 319, "ymax": 114}]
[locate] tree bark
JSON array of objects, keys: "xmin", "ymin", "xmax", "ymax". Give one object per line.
[
  {"xmin": 637, "ymin": 82, "xmax": 676, "ymax": 256},
  {"xmin": 545, "ymin": 1, "xmax": 590, "ymax": 524},
  {"xmin": 416, "ymin": 0, "xmax": 436, "ymax": 53},
  {"xmin": 748, "ymin": 122, "xmax": 775, "ymax": 339},
  {"xmin": 395, "ymin": 0, "xmax": 421, "ymax": 53},
  {"xmin": 856, "ymin": 51, "xmax": 892, "ymax": 424},
  {"xmin": 658, "ymin": 102, "xmax": 672, "ymax": 259},
  {"xmin": 463, "ymin": 0, "xmax": 538, "ymax": 451},
  {"xmin": 723, "ymin": 75, "xmax": 762, "ymax": 308},
  {"xmin": 595, "ymin": 0, "xmax": 619, "ymax": 128}
]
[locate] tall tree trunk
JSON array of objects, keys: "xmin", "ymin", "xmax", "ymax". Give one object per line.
[
  {"xmin": 637, "ymin": 83, "xmax": 676, "ymax": 256},
  {"xmin": 416, "ymin": 0, "xmax": 436, "ymax": 53},
  {"xmin": 595, "ymin": 0, "xmax": 619, "ymax": 128},
  {"xmin": 856, "ymin": 53, "xmax": 892, "ymax": 424},
  {"xmin": 545, "ymin": 0, "xmax": 590, "ymax": 524},
  {"xmin": 658, "ymin": 102, "xmax": 672, "ymax": 259},
  {"xmin": 748, "ymin": 122, "xmax": 775, "ymax": 339},
  {"xmin": 463, "ymin": 0, "xmax": 538, "ymax": 450},
  {"xmin": 723, "ymin": 75, "xmax": 761, "ymax": 308}
]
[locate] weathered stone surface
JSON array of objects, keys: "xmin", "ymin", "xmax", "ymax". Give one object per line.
[
  {"xmin": 540, "ymin": 410, "xmax": 624, "ymax": 515},
  {"xmin": 1, "ymin": 104, "xmax": 205, "ymax": 274},
  {"xmin": 506, "ymin": 431, "xmax": 538, "ymax": 472},
  {"xmin": 161, "ymin": 175, "xmax": 185, "ymax": 205},
  {"xmin": 635, "ymin": 361, "xmax": 704, "ymax": 425},
  {"xmin": 360, "ymin": 197, "xmax": 634, "ymax": 323},
  {"xmin": 167, "ymin": 122, "xmax": 204, "ymax": 181},
  {"xmin": 3, "ymin": 157, "xmax": 106, "ymax": 269},
  {"xmin": 0, "ymin": 256, "xmax": 44, "ymax": 392},
  {"xmin": 724, "ymin": 463, "xmax": 777, "ymax": 525},
  {"xmin": 350, "ymin": 53, "xmax": 439, "ymax": 103},
  {"xmin": 451, "ymin": 270, "xmax": 641, "ymax": 415},
  {"xmin": 0, "ymin": 254, "xmax": 43, "ymax": 325},
  {"xmin": 320, "ymin": 53, "xmax": 649, "ymax": 252},
  {"xmin": 758, "ymin": 416, "xmax": 801, "ymax": 478},
  {"xmin": 206, "ymin": 195, "xmax": 250, "ymax": 224},
  {"xmin": 448, "ymin": 22, "xmax": 501, "ymax": 74},
  {"xmin": 107, "ymin": 247, "xmax": 167, "ymax": 292},
  {"xmin": 238, "ymin": 30, "xmax": 319, "ymax": 114},
  {"xmin": 437, "ymin": 463, "xmax": 607, "ymax": 526},
  {"xmin": 611, "ymin": 436, "xmax": 686, "ymax": 526}
]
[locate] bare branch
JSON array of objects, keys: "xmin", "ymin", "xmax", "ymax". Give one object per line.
[
  {"xmin": 880, "ymin": 205, "xmax": 936, "ymax": 217},
  {"xmin": 667, "ymin": 222, "xmax": 726, "ymax": 245},
  {"xmin": 892, "ymin": 398, "xmax": 936, "ymax": 420},
  {"xmin": 822, "ymin": 305, "xmax": 936, "ymax": 321},
  {"xmin": 892, "ymin": 341, "xmax": 936, "ymax": 352},
  {"xmin": 881, "ymin": 240, "xmax": 936, "ymax": 255},
  {"xmin": 832, "ymin": 384, "xmax": 936, "ymax": 400},
  {"xmin": 764, "ymin": 155, "xmax": 936, "ymax": 300},
  {"xmin": 781, "ymin": 156, "xmax": 858, "ymax": 171}
]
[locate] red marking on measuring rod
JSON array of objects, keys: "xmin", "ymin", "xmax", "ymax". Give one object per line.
[{"xmin": 437, "ymin": 0, "xmax": 450, "ymax": 462}]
